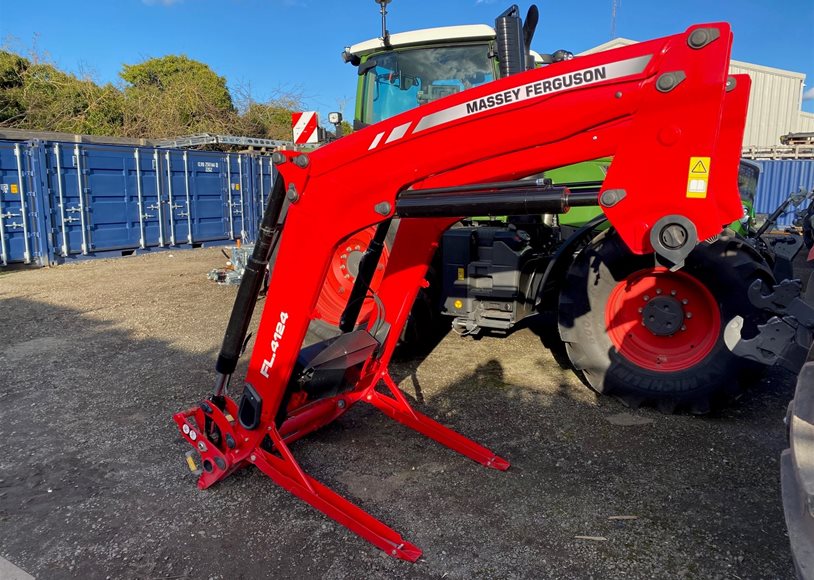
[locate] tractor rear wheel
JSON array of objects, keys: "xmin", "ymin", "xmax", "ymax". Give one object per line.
[{"xmin": 557, "ymin": 230, "xmax": 774, "ymax": 413}]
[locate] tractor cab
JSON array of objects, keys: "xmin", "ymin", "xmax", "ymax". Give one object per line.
[
  {"xmin": 344, "ymin": 25, "xmax": 499, "ymax": 128},
  {"xmin": 343, "ymin": 3, "xmax": 550, "ymax": 130}
]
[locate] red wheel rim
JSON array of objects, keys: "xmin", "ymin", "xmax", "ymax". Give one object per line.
[
  {"xmin": 605, "ymin": 267, "xmax": 720, "ymax": 372},
  {"xmin": 314, "ymin": 227, "xmax": 389, "ymax": 325}
]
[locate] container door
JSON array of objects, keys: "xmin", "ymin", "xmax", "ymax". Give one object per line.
[
  {"xmin": 135, "ymin": 149, "xmax": 166, "ymax": 248},
  {"xmin": 186, "ymin": 151, "xmax": 231, "ymax": 242},
  {"xmin": 163, "ymin": 150, "xmax": 191, "ymax": 245},
  {"xmin": 65, "ymin": 144, "xmax": 143, "ymax": 253},
  {"xmin": 253, "ymin": 155, "xmax": 275, "ymax": 242},
  {"xmin": 225, "ymin": 153, "xmax": 247, "ymax": 241},
  {"xmin": 49, "ymin": 143, "xmax": 93, "ymax": 256},
  {"xmin": 0, "ymin": 142, "xmax": 35, "ymax": 264},
  {"xmin": 256, "ymin": 155, "xmax": 275, "ymax": 212}
]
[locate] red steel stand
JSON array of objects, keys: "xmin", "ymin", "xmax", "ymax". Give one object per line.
[{"xmin": 174, "ymin": 370, "xmax": 509, "ymax": 562}]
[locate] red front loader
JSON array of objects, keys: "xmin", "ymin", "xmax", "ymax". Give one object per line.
[{"xmin": 174, "ymin": 22, "xmax": 762, "ymax": 560}]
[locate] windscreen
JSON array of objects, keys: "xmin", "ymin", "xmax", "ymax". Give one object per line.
[
  {"xmin": 737, "ymin": 161, "xmax": 759, "ymax": 203},
  {"xmin": 360, "ymin": 44, "xmax": 494, "ymax": 124}
]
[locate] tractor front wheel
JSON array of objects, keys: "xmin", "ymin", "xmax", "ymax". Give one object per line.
[{"xmin": 557, "ymin": 231, "xmax": 774, "ymax": 413}]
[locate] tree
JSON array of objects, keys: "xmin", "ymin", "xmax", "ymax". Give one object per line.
[
  {"xmin": 0, "ymin": 50, "xmax": 28, "ymax": 124},
  {"xmin": 0, "ymin": 49, "xmax": 310, "ymax": 143},
  {"xmin": 119, "ymin": 55, "xmax": 235, "ymax": 138},
  {"xmin": 0, "ymin": 50, "xmax": 124, "ymax": 134}
]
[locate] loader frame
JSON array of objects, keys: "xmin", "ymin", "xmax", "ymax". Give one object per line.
[{"xmin": 174, "ymin": 23, "xmax": 749, "ymax": 560}]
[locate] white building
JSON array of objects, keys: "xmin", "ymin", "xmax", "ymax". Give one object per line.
[{"xmin": 582, "ymin": 38, "xmax": 814, "ymax": 150}]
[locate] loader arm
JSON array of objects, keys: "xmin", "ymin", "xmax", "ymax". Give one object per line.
[{"xmin": 174, "ymin": 22, "xmax": 748, "ymax": 561}]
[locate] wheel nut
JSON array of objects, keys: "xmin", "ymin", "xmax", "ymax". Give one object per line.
[
  {"xmin": 671, "ymin": 290, "xmax": 677, "ymax": 296},
  {"xmin": 638, "ymin": 307, "xmax": 643, "ymax": 313},
  {"xmin": 643, "ymin": 295, "xmax": 650, "ymax": 301},
  {"xmin": 682, "ymin": 299, "xmax": 688, "ymax": 305},
  {"xmin": 686, "ymin": 312, "xmax": 693, "ymax": 319},
  {"xmin": 681, "ymin": 325, "xmax": 687, "ymax": 331},
  {"xmin": 656, "ymin": 289, "xmax": 662, "ymax": 295}
]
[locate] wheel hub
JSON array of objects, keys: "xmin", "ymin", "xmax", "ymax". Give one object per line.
[
  {"xmin": 605, "ymin": 267, "xmax": 720, "ymax": 372},
  {"xmin": 345, "ymin": 250, "xmax": 364, "ymax": 279},
  {"xmin": 314, "ymin": 228, "xmax": 389, "ymax": 325},
  {"xmin": 641, "ymin": 295, "xmax": 684, "ymax": 336}
]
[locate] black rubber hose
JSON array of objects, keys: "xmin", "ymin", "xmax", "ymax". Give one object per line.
[{"xmin": 214, "ymin": 174, "xmax": 287, "ymax": 389}]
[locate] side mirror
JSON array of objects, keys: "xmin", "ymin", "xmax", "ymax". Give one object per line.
[{"xmin": 358, "ymin": 59, "xmax": 378, "ymax": 76}]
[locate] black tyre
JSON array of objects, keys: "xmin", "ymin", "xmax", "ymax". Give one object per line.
[{"xmin": 557, "ymin": 231, "xmax": 774, "ymax": 413}]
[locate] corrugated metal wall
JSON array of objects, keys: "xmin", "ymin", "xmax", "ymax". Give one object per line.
[
  {"xmin": 722, "ymin": 60, "xmax": 804, "ymax": 148},
  {"xmin": 754, "ymin": 159, "xmax": 814, "ymax": 226},
  {"xmin": 799, "ymin": 112, "xmax": 814, "ymax": 134}
]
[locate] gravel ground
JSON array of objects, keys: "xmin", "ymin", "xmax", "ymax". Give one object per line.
[{"xmin": 0, "ymin": 247, "xmax": 797, "ymax": 579}]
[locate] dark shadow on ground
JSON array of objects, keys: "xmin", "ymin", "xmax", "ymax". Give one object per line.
[{"xmin": 0, "ymin": 296, "xmax": 797, "ymax": 579}]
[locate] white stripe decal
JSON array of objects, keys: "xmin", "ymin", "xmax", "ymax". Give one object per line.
[
  {"xmin": 413, "ymin": 55, "xmax": 652, "ymax": 134},
  {"xmin": 368, "ymin": 131, "xmax": 385, "ymax": 150},
  {"xmin": 385, "ymin": 121, "xmax": 412, "ymax": 144}
]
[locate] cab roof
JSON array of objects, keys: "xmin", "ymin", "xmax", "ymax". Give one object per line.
[{"xmin": 347, "ymin": 24, "xmax": 496, "ymax": 58}]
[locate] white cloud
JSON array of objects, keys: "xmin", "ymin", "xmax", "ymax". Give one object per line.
[
  {"xmin": 804, "ymin": 87, "xmax": 814, "ymax": 101},
  {"xmin": 142, "ymin": 0, "xmax": 184, "ymax": 6},
  {"xmin": 475, "ymin": 0, "xmax": 498, "ymax": 4}
]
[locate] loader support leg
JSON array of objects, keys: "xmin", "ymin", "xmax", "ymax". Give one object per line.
[
  {"xmin": 365, "ymin": 373, "xmax": 511, "ymax": 471},
  {"xmin": 251, "ymin": 425, "xmax": 422, "ymax": 562}
]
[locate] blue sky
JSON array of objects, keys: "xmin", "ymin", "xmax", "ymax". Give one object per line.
[{"xmin": 1, "ymin": 0, "xmax": 813, "ymax": 126}]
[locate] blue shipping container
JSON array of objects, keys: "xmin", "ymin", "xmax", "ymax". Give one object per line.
[
  {"xmin": 0, "ymin": 138, "xmax": 273, "ymax": 267},
  {"xmin": 754, "ymin": 159, "xmax": 814, "ymax": 227},
  {"xmin": 0, "ymin": 141, "xmax": 48, "ymax": 265}
]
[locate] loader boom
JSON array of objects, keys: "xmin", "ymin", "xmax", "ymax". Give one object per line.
[{"xmin": 174, "ymin": 22, "xmax": 749, "ymax": 560}]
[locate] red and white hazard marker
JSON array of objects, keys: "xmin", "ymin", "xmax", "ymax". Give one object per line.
[{"xmin": 292, "ymin": 111, "xmax": 319, "ymax": 145}]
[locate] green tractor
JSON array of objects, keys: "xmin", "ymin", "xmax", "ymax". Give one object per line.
[{"xmin": 327, "ymin": 2, "xmax": 781, "ymax": 413}]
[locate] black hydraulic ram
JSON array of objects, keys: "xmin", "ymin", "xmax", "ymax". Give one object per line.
[
  {"xmin": 339, "ymin": 219, "xmax": 392, "ymax": 333},
  {"xmin": 213, "ymin": 174, "xmax": 287, "ymax": 397},
  {"xmin": 395, "ymin": 181, "xmax": 597, "ymax": 218}
]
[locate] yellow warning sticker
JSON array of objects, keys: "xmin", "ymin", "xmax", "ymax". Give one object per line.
[
  {"xmin": 10, "ymin": 183, "xmax": 18, "ymax": 194},
  {"xmin": 686, "ymin": 156, "xmax": 710, "ymax": 199}
]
